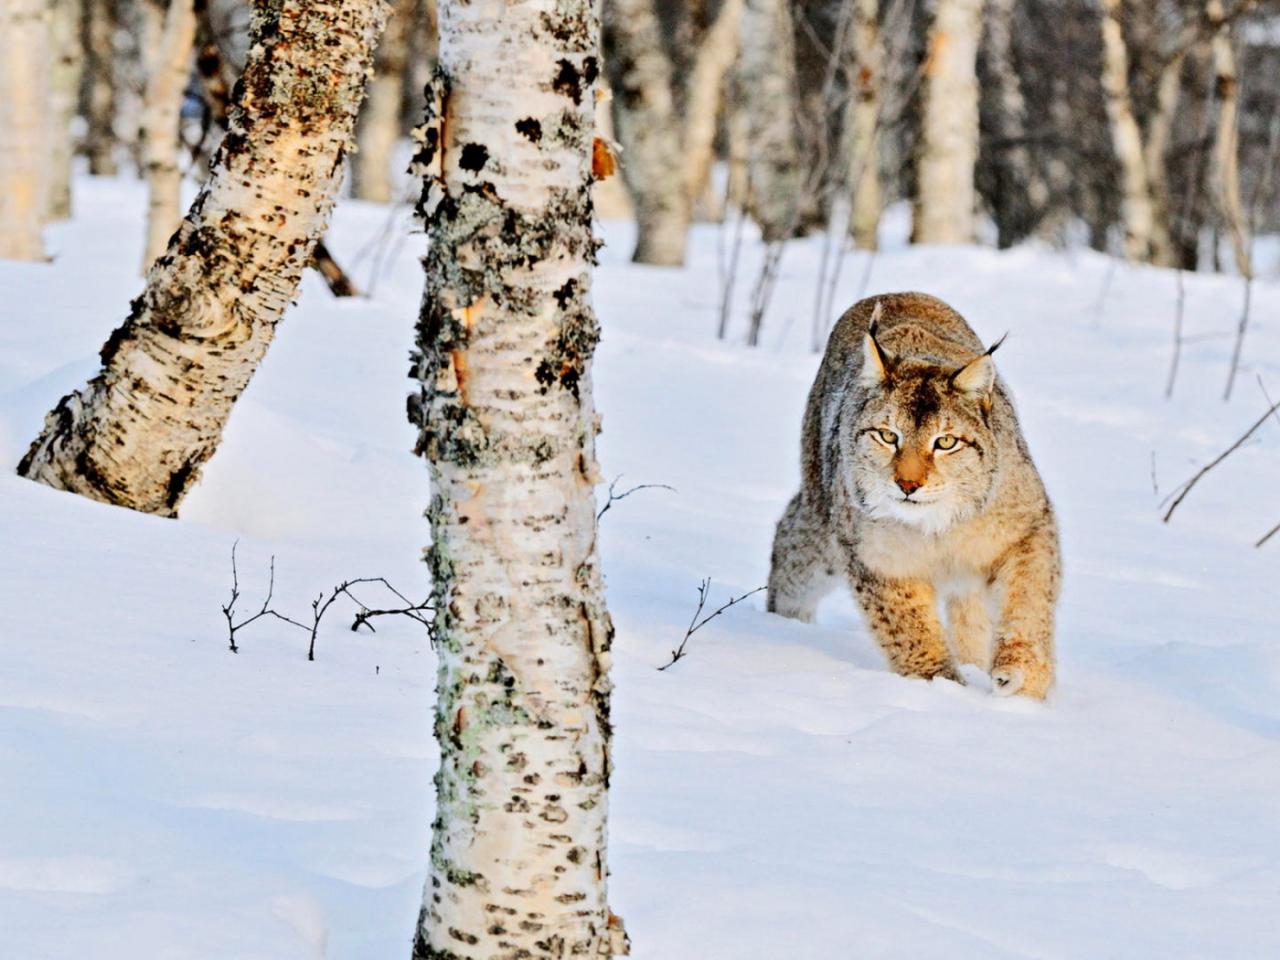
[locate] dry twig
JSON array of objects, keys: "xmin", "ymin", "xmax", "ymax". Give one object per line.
[{"xmin": 658, "ymin": 578, "xmax": 766, "ymax": 671}]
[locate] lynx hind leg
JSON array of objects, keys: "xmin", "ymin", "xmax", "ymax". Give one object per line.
[
  {"xmin": 768, "ymin": 494, "xmax": 839, "ymax": 623},
  {"xmin": 945, "ymin": 590, "xmax": 993, "ymax": 671}
]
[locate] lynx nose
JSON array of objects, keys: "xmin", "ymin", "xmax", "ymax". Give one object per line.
[{"xmin": 896, "ymin": 476, "xmax": 922, "ymax": 496}]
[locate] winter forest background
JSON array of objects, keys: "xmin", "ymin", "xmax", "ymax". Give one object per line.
[{"xmin": 2, "ymin": 0, "xmax": 1280, "ymax": 957}]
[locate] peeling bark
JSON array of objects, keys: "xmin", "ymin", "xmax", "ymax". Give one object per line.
[
  {"xmin": 18, "ymin": 0, "xmax": 389, "ymax": 514},
  {"xmin": 0, "ymin": 0, "xmax": 50, "ymax": 261},
  {"xmin": 141, "ymin": 0, "xmax": 198, "ymax": 271},
  {"xmin": 408, "ymin": 1, "xmax": 625, "ymax": 957},
  {"xmin": 914, "ymin": 0, "xmax": 982, "ymax": 245}
]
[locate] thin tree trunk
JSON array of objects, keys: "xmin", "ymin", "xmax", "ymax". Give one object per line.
[
  {"xmin": 682, "ymin": 0, "xmax": 743, "ymax": 217},
  {"xmin": 913, "ymin": 0, "xmax": 982, "ymax": 244},
  {"xmin": 18, "ymin": 0, "xmax": 388, "ymax": 515},
  {"xmin": 82, "ymin": 0, "xmax": 119, "ymax": 176},
  {"xmin": 408, "ymin": 1, "xmax": 626, "ymax": 956},
  {"xmin": 738, "ymin": 0, "xmax": 802, "ymax": 241},
  {"xmin": 1207, "ymin": 0, "xmax": 1250, "ymax": 278},
  {"xmin": 352, "ymin": 0, "xmax": 409, "ymax": 203},
  {"xmin": 846, "ymin": 0, "xmax": 881, "ymax": 251},
  {"xmin": 1097, "ymin": 0, "xmax": 1176, "ymax": 263},
  {"xmin": 48, "ymin": 0, "xmax": 83, "ymax": 221},
  {"xmin": 984, "ymin": 0, "xmax": 1047, "ymax": 248},
  {"xmin": 1144, "ymin": 45, "xmax": 1187, "ymax": 261},
  {"xmin": 604, "ymin": 0, "xmax": 689, "ymax": 264},
  {"xmin": 0, "ymin": 0, "xmax": 50, "ymax": 261},
  {"xmin": 140, "ymin": 0, "xmax": 197, "ymax": 271}
]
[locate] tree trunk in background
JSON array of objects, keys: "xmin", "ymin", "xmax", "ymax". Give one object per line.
[
  {"xmin": 0, "ymin": 0, "xmax": 50, "ymax": 261},
  {"xmin": 738, "ymin": 0, "xmax": 802, "ymax": 241},
  {"xmin": 914, "ymin": 0, "xmax": 982, "ymax": 244},
  {"xmin": 984, "ymin": 0, "xmax": 1047, "ymax": 248},
  {"xmin": 1144, "ymin": 45, "xmax": 1187, "ymax": 261},
  {"xmin": 352, "ymin": 0, "xmax": 409, "ymax": 202},
  {"xmin": 604, "ymin": 0, "xmax": 688, "ymax": 265},
  {"xmin": 48, "ymin": 0, "xmax": 83, "ymax": 221},
  {"xmin": 846, "ymin": 0, "xmax": 881, "ymax": 250},
  {"xmin": 1208, "ymin": 0, "xmax": 1250, "ymax": 278},
  {"xmin": 682, "ymin": 0, "xmax": 743, "ymax": 221},
  {"xmin": 1098, "ymin": 0, "xmax": 1173, "ymax": 264},
  {"xmin": 82, "ymin": 0, "xmax": 119, "ymax": 176},
  {"xmin": 408, "ymin": 1, "xmax": 626, "ymax": 956},
  {"xmin": 140, "ymin": 0, "xmax": 197, "ymax": 271},
  {"xmin": 18, "ymin": 0, "xmax": 388, "ymax": 515}
]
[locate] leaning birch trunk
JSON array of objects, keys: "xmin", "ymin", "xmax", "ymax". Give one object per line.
[
  {"xmin": 140, "ymin": 0, "xmax": 198, "ymax": 271},
  {"xmin": 913, "ymin": 0, "xmax": 982, "ymax": 244},
  {"xmin": 351, "ymin": 0, "xmax": 409, "ymax": 203},
  {"xmin": 1097, "ymin": 0, "xmax": 1171, "ymax": 263},
  {"xmin": 738, "ymin": 0, "xmax": 802, "ymax": 241},
  {"xmin": 0, "ymin": 0, "xmax": 50, "ymax": 261},
  {"xmin": 82, "ymin": 0, "xmax": 119, "ymax": 176},
  {"xmin": 18, "ymin": 0, "xmax": 388, "ymax": 515},
  {"xmin": 1208, "ymin": 0, "xmax": 1250, "ymax": 278},
  {"xmin": 682, "ymin": 0, "xmax": 743, "ymax": 220},
  {"xmin": 604, "ymin": 0, "xmax": 689, "ymax": 265},
  {"xmin": 846, "ymin": 0, "xmax": 882, "ymax": 251},
  {"xmin": 984, "ymin": 0, "xmax": 1048, "ymax": 248},
  {"xmin": 48, "ymin": 0, "xmax": 83, "ymax": 221},
  {"xmin": 407, "ymin": 1, "xmax": 626, "ymax": 956}
]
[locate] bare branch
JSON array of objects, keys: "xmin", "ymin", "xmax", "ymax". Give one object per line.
[
  {"xmin": 658, "ymin": 578, "xmax": 766, "ymax": 671},
  {"xmin": 1161, "ymin": 397, "xmax": 1280, "ymax": 523},
  {"xmin": 596, "ymin": 475, "xmax": 676, "ymax": 522}
]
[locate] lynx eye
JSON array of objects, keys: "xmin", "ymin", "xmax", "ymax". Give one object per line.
[
  {"xmin": 934, "ymin": 434, "xmax": 959, "ymax": 451},
  {"xmin": 876, "ymin": 428, "xmax": 899, "ymax": 446}
]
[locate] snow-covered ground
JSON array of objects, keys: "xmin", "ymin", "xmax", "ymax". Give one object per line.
[{"xmin": 3, "ymin": 177, "xmax": 1280, "ymax": 959}]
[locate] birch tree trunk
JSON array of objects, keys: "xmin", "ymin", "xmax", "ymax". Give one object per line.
[
  {"xmin": 913, "ymin": 0, "xmax": 982, "ymax": 245},
  {"xmin": 407, "ymin": 1, "xmax": 626, "ymax": 956},
  {"xmin": 983, "ymin": 0, "xmax": 1047, "ymax": 248},
  {"xmin": 1207, "ymin": 0, "xmax": 1250, "ymax": 277},
  {"xmin": 1097, "ymin": 0, "xmax": 1175, "ymax": 264},
  {"xmin": 82, "ymin": 0, "xmax": 119, "ymax": 176},
  {"xmin": 1143, "ymin": 45, "xmax": 1187, "ymax": 260},
  {"xmin": 0, "ymin": 0, "xmax": 51, "ymax": 261},
  {"xmin": 604, "ymin": 0, "xmax": 688, "ymax": 264},
  {"xmin": 846, "ymin": 0, "xmax": 881, "ymax": 251},
  {"xmin": 18, "ymin": 0, "xmax": 389, "ymax": 515},
  {"xmin": 738, "ymin": 0, "xmax": 802, "ymax": 241},
  {"xmin": 682, "ymin": 0, "xmax": 743, "ymax": 219},
  {"xmin": 140, "ymin": 0, "xmax": 197, "ymax": 271},
  {"xmin": 352, "ymin": 0, "xmax": 409, "ymax": 203},
  {"xmin": 48, "ymin": 0, "xmax": 83, "ymax": 221}
]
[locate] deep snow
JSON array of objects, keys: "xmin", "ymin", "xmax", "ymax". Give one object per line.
[{"xmin": 2, "ymin": 176, "xmax": 1280, "ymax": 959}]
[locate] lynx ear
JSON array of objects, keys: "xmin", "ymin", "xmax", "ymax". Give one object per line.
[
  {"xmin": 860, "ymin": 302, "xmax": 892, "ymax": 386},
  {"xmin": 951, "ymin": 333, "xmax": 1007, "ymax": 396}
]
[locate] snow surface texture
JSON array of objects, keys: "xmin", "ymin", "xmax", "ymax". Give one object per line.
[{"xmin": 2, "ymin": 177, "xmax": 1280, "ymax": 959}]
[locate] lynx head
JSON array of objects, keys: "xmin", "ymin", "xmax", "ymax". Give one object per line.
[{"xmin": 845, "ymin": 307, "xmax": 1005, "ymax": 534}]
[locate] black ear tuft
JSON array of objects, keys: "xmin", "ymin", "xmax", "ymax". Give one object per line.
[{"xmin": 985, "ymin": 332, "xmax": 1008, "ymax": 357}]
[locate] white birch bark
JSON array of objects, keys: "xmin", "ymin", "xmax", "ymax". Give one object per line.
[
  {"xmin": 1143, "ymin": 45, "xmax": 1187, "ymax": 257},
  {"xmin": 1097, "ymin": 0, "xmax": 1172, "ymax": 263},
  {"xmin": 738, "ymin": 0, "xmax": 802, "ymax": 241},
  {"xmin": 18, "ymin": 0, "xmax": 389, "ymax": 515},
  {"xmin": 1208, "ymin": 0, "xmax": 1250, "ymax": 277},
  {"xmin": 682, "ymin": 0, "xmax": 743, "ymax": 217},
  {"xmin": 603, "ymin": 0, "xmax": 689, "ymax": 264},
  {"xmin": 48, "ymin": 0, "xmax": 82, "ymax": 221},
  {"xmin": 913, "ymin": 0, "xmax": 982, "ymax": 245},
  {"xmin": 0, "ymin": 0, "xmax": 51, "ymax": 261},
  {"xmin": 846, "ymin": 0, "xmax": 881, "ymax": 250},
  {"xmin": 140, "ymin": 0, "xmax": 198, "ymax": 271},
  {"xmin": 352, "ymin": 0, "xmax": 410, "ymax": 203},
  {"xmin": 407, "ymin": 1, "xmax": 626, "ymax": 956}
]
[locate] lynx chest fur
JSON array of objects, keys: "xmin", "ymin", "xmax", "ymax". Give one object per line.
[{"xmin": 768, "ymin": 293, "xmax": 1060, "ymax": 698}]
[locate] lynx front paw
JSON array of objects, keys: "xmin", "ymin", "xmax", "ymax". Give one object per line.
[
  {"xmin": 991, "ymin": 640, "xmax": 1053, "ymax": 699},
  {"xmin": 991, "ymin": 664, "xmax": 1025, "ymax": 697}
]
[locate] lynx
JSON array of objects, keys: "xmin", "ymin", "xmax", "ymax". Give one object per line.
[{"xmin": 768, "ymin": 293, "xmax": 1060, "ymax": 698}]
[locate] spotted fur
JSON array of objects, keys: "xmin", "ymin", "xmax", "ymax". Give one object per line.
[{"xmin": 768, "ymin": 292, "xmax": 1060, "ymax": 698}]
